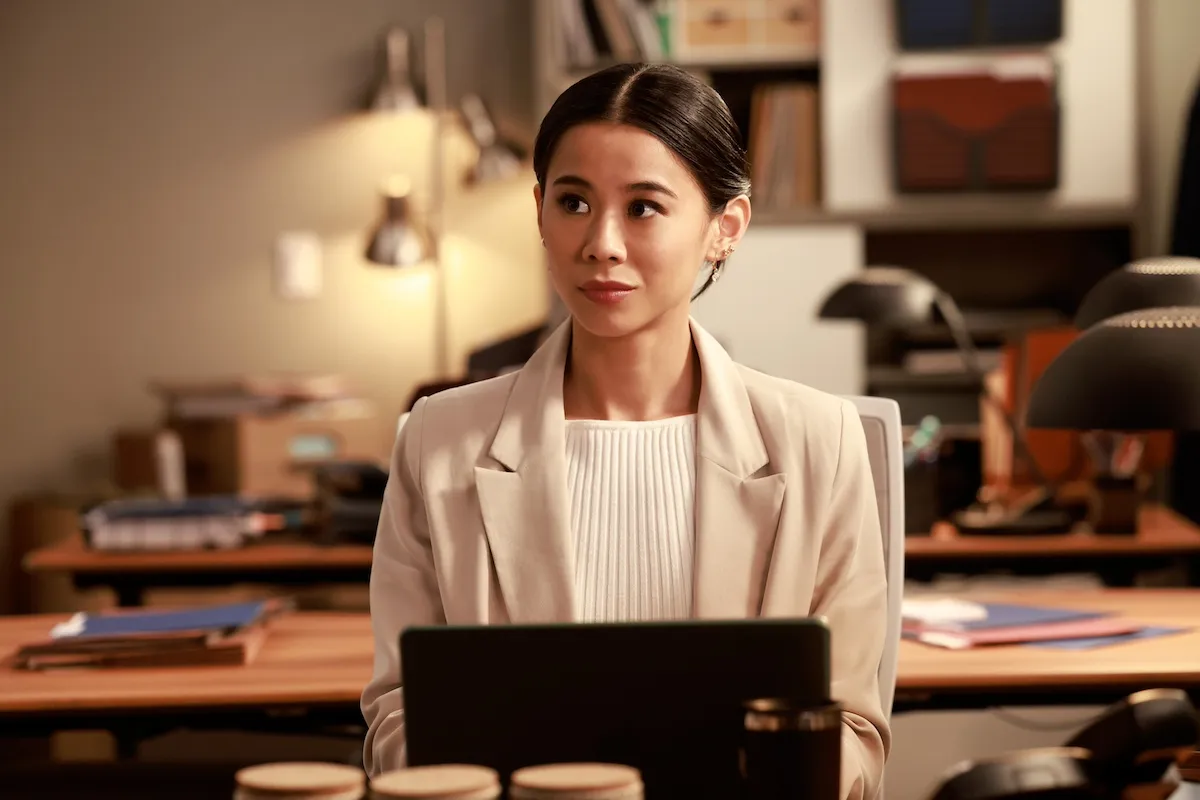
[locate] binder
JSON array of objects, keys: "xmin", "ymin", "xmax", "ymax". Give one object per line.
[
  {"xmin": 895, "ymin": 0, "xmax": 1063, "ymax": 50},
  {"xmin": 892, "ymin": 57, "xmax": 1060, "ymax": 192}
]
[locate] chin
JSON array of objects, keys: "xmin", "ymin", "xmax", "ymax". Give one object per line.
[{"xmin": 564, "ymin": 299, "xmax": 650, "ymax": 340}]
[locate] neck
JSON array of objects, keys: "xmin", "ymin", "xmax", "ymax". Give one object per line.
[{"xmin": 563, "ymin": 311, "xmax": 699, "ymax": 421}]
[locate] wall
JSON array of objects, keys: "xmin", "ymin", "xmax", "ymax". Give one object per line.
[
  {"xmin": 1143, "ymin": 0, "xmax": 1200, "ymax": 256},
  {"xmin": 0, "ymin": 0, "xmax": 543, "ymax": 610}
]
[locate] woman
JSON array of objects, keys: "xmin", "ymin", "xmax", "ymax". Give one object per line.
[{"xmin": 362, "ymin": 63, "xmax": 889, "ymax": 800}]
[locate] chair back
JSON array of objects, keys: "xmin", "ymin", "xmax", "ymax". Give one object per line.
[{"xmin": 842, "ymin": 395, "xmax": 905, "ymax": 717}]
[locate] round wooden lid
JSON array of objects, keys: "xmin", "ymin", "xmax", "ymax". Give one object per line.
[
  {"xmin": 509, "ymin": 763, "xmax": 643, "ymax": 799},
  {"xmin": 370, "ymin": 764, "xmax": 501, "ymax": 799},
  {"xmin": 234, "ymin": 762, "xmax": 366, "ymax": 798}
]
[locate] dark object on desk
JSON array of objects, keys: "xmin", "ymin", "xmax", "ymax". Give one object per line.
[
  {"xmin": 740, "ymin": 698, "xmax": 841, "ymax": 800},
  {"xmin": 1065, "ymin": 688, "xmax": 1200, "ymax": 798},
  {"xmin": 895, "ymin": 0, "xmax": 1063, "ymax": 50},
  {"xmin": 467, "ymin": 323, "xmax": 547, "ymax": 379},
  {"xmin": 401, "ymin": 619, "xmax": 830, "ymax": 799},
  {"xmin": 1028, "ymin": 308, "xmax": 1200, "ymax": 432},
  {"xmin": 1074, "ymin": 256, "xmax": 1200, "ymax": 330},
  {"xmin": 892, "ymin": 58, "xmax": 1059, "ymax": 192},
  {"xmin": 1089, "ymin": 475, "xmax": 1144, "ymax": 535},
  {"xmin": 928, "ymin": 747, "xmax": 1099, "ymax": 799},
  {"xmin": 818, "ymin": 267, "xmax": 1073, "ymax": 534},
  {"xmin": 313, "ymin": 461, "xmax": 388, "ymax": 545}
]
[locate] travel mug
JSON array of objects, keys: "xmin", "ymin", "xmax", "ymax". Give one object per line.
[{"xmin": 740, "ymin": 698, "xmax": 842, "ymax": 800}]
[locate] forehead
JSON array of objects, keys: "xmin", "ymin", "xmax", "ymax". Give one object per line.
[{"xmin": 547, "ymin": 122, "xmax": 698, "ymax": 191}]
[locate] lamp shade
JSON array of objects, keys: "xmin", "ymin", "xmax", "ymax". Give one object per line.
[
  {"xmin": 369, "ymin": 27, "xmax": 422, "ymax": 112},
  {"xmin": 1075, "ymin": 255, "xmax": 1200, "ymax": 329},
  {"xmin": 1027, "ymin": 307, "xmax": 1200, "ymax": 431},
  {"xmin": 817, "ymin": 266, "xmax": 939, "ymax": 326},
  {"xmin": 365, "ymin": 177, "xmax": 432, "ymax": 267}
]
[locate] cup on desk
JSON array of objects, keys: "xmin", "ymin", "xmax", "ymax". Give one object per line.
[
  {"xmin": 370, "ymin": 764, "xmax": 501, "ymax": 799},
  {"xmin": 739, "ymin": 698, "xmax": 842, "ymax": 800},
  {"xmin": 233, "ymin": 762, "xmax": 366, "ymax": 800}
]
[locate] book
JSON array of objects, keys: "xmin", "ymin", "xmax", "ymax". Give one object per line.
[
  {"xmin": 903, "ymin": 601, "xmax": 1105, "ymax": 633},
  {"xmin": 905, "ymin": 617, "xmax": 1145, "ymax": 650},
  {"xmin": 49, "ymin": 599, "xmax": 280, "ymax": 640},
  {"xmin": 15, "ymin": 599, "xmax": 287, "ymax": 671}
]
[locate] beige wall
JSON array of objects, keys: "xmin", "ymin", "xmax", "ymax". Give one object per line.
[
  {"xmin": 0, "ymin": 0, "xmax": 543, "ymax": 609},
  {"xmin": 1143, "ymin": 0, "xmax": 1200, "ymax": 256}
]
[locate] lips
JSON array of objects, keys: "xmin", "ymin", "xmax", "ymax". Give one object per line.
[{"xmin": 579, "ymin": 280, "xmax": 636, "ymax": 306}]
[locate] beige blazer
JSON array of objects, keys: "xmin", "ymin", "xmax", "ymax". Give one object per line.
[{"xmin": 362, "ymin": 318, "xmax": 890, "ymax": 800}]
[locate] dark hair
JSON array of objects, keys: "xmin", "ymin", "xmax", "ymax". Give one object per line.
[{"xmin": 533, "ymin": 63, "xmax": 751, "ymax": 298}]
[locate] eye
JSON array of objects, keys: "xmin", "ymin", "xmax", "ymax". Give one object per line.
[
  {"xmin": 557, "ymin": 194, "xmax": 590, "ymax": 215},
  {"xmin": 628, "ymin": 200, "xmax": 662, "ymax": 219}
]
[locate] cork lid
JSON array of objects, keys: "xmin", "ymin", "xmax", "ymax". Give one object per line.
[
  {"xmin": 234, "ymin": 762, "xmax": 366, "ymax": 799},
  {"xmin": 509, "ymin": 763, "xmax": 643, "ymax": 800},
  {"xmin": 370, "ymin": 764, "xmax": 501, "ymax": 799}
]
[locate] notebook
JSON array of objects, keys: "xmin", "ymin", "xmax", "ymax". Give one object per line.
[
  {"xmin": 49, "ymin": 600, "xmax": 277, "ymax": 640},
  {"xmin": 903, "ymin": 601, "xmax": 1105, "ymax": 633}
]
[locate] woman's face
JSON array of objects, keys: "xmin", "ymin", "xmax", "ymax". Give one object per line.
[{"xmin": 534, "ymin": 122, "xmax": 746, "ymax": 340}]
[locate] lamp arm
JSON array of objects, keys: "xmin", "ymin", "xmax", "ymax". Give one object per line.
[
  {"xmin": 424, "ymin": 16, "xmax": 450, "ymax": 378},
  {"xmin": 932, "ymin": 291, "xmax": 1055, "ymax": 492}
]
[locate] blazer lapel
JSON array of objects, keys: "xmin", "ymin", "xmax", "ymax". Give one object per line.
[
  {"xmin": 474, "ymin": 320, "xmax": 577, "ymax": 623},
  {"xmin": 690, "ymin": 320, "xmax": 787, "ymax": 619}
]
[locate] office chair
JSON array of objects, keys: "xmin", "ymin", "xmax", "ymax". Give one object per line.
[{"xmin": 843, "ymin": 395, "xmax": 906, "ymax": 718}]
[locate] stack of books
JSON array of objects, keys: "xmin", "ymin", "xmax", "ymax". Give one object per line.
[
  {"xmin": 901, "ymin": 598, "xmax": 1155, "ymax": 650},
  {"xmin": 13, "ymin": 599, "xmax": 289, "ymax": 670}
]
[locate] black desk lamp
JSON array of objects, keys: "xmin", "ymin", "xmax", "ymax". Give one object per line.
[
  {"xmin": 1027, "ymin": 306, "xmax": 1200, "ymax": 431},
  {"xmin": 818, "ymin": 266, "xmax": 1072, "ymax": 533},
  {"xmin": 1074, "ymin": 256, "xmax": 1200, "ymax": 330}
]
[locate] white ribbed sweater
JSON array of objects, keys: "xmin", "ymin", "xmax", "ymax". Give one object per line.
[{"xmin": 564, "ymin": 415, "xmax": 697, "ymax": 623}]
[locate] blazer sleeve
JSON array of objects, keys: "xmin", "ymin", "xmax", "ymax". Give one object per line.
[
  {"xmin": 360, "ymin": 397, "xmax": 447, "ymax": 776},
  {"xmin": 811, "ymin": 400, "xmax": 892, "ymax": 800}
]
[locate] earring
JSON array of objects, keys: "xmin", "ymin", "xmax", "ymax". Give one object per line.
[{"xmin": 711, "ymin": 263, "xmax": 723, "ymax": 282}]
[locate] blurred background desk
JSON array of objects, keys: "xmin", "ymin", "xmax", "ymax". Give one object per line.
[
  {"xmin": 23, "ymin": 540, "xmax": 373, "ymax": 608},
  {"xmin": 894, "ymin": 589, "xmax": 1200, "ymax": 712},
  {"xmin": 0, "ymin": 611, "xmax": 372, "ymax": 751},
  {"xmin": 905, "ymin": 505, "xmax": 1200, "ymax": 585}
]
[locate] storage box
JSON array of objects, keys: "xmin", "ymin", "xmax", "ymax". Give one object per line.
[
  {"xmin": 892, "ymin": 58, "xmax": 1060, "ymax": 192},
  {"xmin": 895, "ymin": 0, "xmax": 1062, "ymax": 50},
  {"xmin": 674, "ymin": 0, "xmax": 820, "ymax": 63},
  {"xmin": 167, "ymin": 401, "xmax": 387, "ymax": 500}
]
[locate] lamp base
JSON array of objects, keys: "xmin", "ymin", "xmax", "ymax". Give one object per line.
[{"xmin": 952, "ymin": 491, "xmax": 1077, "ymax": 535}]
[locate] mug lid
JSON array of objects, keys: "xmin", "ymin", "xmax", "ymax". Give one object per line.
[
  {"xmin": 234, "ymin": 762, "xmax": 365, "ymax": 795},
  {"xmin": 370, "ymin": 764, "xmax": 500, "ymax": 799},
  {"xmin": 511, "ymin": 763, "xmax": 643, "ymax": 793}
]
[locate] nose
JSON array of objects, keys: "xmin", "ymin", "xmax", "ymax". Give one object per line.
[{"xmin": 581, "ymin": 212, "xmax": 626, "ymax": 264}]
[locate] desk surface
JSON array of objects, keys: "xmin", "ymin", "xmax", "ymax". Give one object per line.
[
  {"xmin": 24, "ymin": 506, "xmax": 1200, "ymax": 576},
  {"xmin": 0, "ymin": 612, "xmax": 373, "ymax": 715},
  {"xmin": 897, "ymin": 589, "xmax": 1200, "ymax": 693},
  {"xmin": 2, "ymin": 590, "xmax": 1199, "ymax": 718},
  {"xmin": 908, "ymin": 505, "xmax": 1200, "ymax": 559},
  {"xmin": 23, "ymin": 538, "xmax": 373, "ymax": 575}
]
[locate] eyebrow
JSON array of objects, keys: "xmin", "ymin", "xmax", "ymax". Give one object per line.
[{"xmin": 551, "ymin": 175, "xmax": 678, "ymax": 199}]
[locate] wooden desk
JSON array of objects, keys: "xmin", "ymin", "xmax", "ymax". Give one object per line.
[
  {"xmin": 23, "ymin": 539, "xmax": 373, "ymax": 606},
  {"xmin": 2, "ymin": 589, "xmax": 1199, "ymax": 749},
  {"xmin": 22, "ymin": 506, "xmax": 1200, "ymax": 607},
  {"xmin": 0, "ymin": 611, "xmax": 373, "ymax": 748},
  {"xmin": 905, "ymin": 506, "xmax": 1200, "ymax": 585},
  {"xmin": 895, "ymin": 588, "xmax": 1200, "ymax": 711}
]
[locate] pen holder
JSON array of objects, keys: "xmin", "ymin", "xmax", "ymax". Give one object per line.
[
  {"xmin": 1089, "ymin": 475, "xmax": 1144, "ymax": 535},
  {"xmin": 740, "ymin": 698, "xmax": 842, "ymax": 800}
]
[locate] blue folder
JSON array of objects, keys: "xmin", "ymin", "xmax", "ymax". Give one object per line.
[{"xmin": 55, "ymin": 601, "xmax": 272, "ymax": 640}]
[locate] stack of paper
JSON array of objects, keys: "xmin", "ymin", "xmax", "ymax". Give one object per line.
[
  {"xmin": 14, "ymin": 599, "xmax": 289, "ymax": 670},
  {"xmin": 900, "ymin": 599, "xmax": 1146, "ymax": 650}
]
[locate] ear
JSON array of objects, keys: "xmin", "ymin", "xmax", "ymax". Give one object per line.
[
  {"xmin": 533, "ymin": 183, "xmax": 545, "ymax": 242},
  {"xmin": 706, "ymin": 194, "xmax": 751, "ymax": 261}
]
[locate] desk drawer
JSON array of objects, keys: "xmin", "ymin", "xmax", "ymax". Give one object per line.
[
  {"xmin": 764, "ymin": 0, "xmax": 820, "ymax": 49},
  {"xmin": 680, "ymin": 0, "xmax": 750, "ymax": 48}
]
